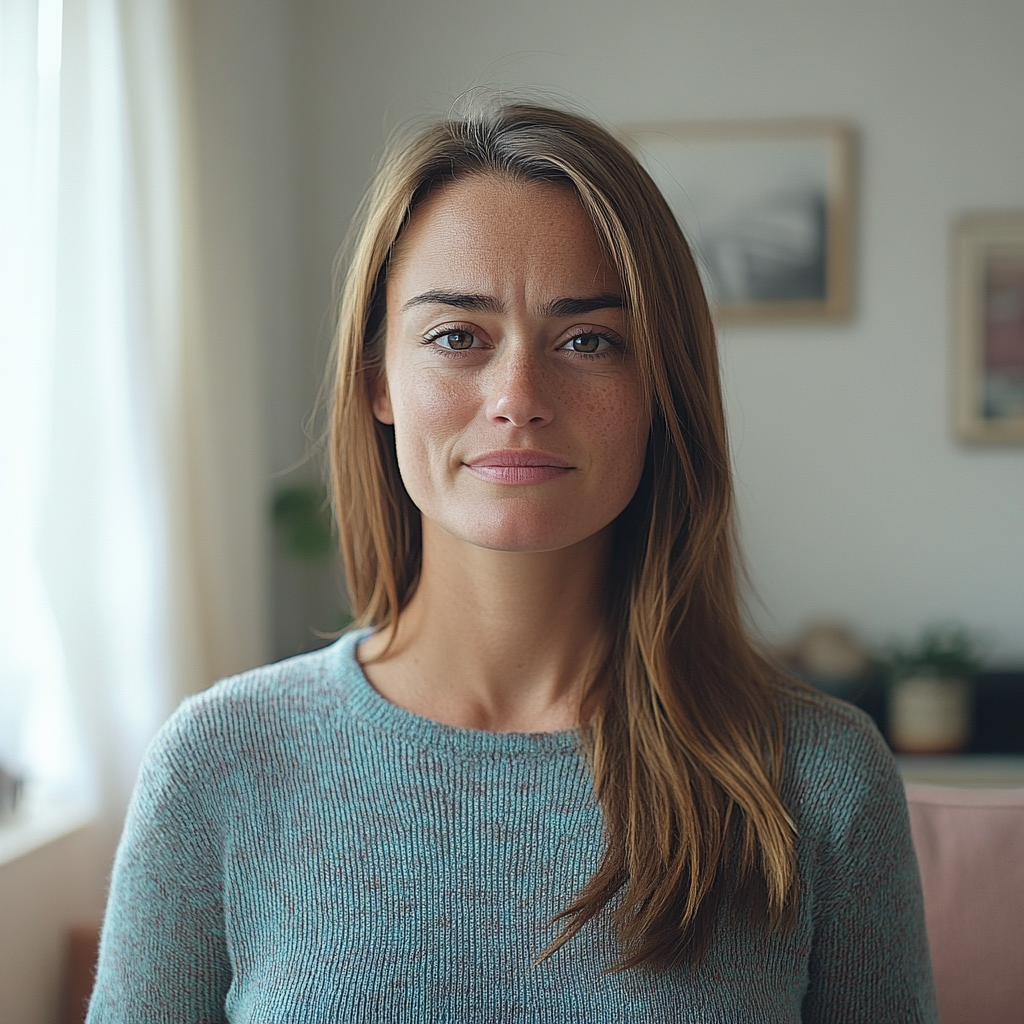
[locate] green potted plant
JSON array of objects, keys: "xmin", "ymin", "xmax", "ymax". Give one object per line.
[
  {"xmin": 882, "ymin": 623, "xmax": 984, "ymax": 754},
  {"xmin": 272, "ymin": 485, "xmax": 353, "ymax": 645},
  {"xmin": 272, "ymin": 484, "xmax": 336, "ymax": 560}
]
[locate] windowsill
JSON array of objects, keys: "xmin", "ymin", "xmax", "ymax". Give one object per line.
[{"xmin": 0, "ymin": 784, "xmax": 96, "ymax": 868}]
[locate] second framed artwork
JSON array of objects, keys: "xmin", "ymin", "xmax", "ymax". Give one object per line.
[
  {"xmin": 953, "ymin": 213, "xmax": 1024, "ymax": 444},
  {"xmin": 624, "ymin": 120, "xmax": 856, "ymax": 324}
]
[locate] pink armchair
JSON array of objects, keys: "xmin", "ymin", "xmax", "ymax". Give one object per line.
[{"xmin": 905, "ymin": 782, "xmax": 1024, "ymax": 1024}]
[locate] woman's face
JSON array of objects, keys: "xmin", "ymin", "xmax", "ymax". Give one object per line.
[{"xmin": 375, "ymin": 173, "xmax": 650, "ymax": 554}]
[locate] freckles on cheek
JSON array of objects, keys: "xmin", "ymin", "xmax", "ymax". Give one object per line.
[
  {"xmin": 573, "ymin": 379, "xmax": 646, "ymax": 446},
  {"xmin": 582, "ymin": 380, "xmax": 649, "ymax": 494},
  {"xmin": 392, "ymin": 370, "xmax": 469, "ymax": 436},
  {"xmin": 416, "ymin": 371, "xmax": 468, "ymax": 421},
  {"xmin": 390, "ymin": 369, "xmax": 473, "ymax": 487}
]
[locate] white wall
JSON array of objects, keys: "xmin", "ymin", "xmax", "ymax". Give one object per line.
[{"xmin": 293, "ymin": 0, "xmax": 1024, "ymax": 660}]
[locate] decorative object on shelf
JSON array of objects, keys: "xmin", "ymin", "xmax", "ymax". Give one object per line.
[
  {"xmin": 790, "ymin": 621, "xmax": 870, "ymax": 699},
  {"xmin": 0, "ymin": 761, "xmax": 23, "ymax": 825},
  {"xmin": 953, "ymin": 212, "xmax": 1024, "ymax": 444},
  {"xmin": 624, "ymin": 119, "xmax": 855, "ymax": 324},
  {"xmin": 883, "ymin": 624, "xmax": 985, "ymax": 755}
]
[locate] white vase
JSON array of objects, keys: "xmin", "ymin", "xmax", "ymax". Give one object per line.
[{"xmin": 887, "ymin": 675, "xmax": 973, "ymax": 754}]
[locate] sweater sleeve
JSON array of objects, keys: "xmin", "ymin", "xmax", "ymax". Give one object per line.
[
  {"xmin": 86, "ymin": 699, "xmax": 232, "ymax": 1024},
  {"xmin": 798, "ymin": 712, "xmax": 938, "ymax": 1024}
]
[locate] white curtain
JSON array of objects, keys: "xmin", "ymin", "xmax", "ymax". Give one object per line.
[{"xmin": 0, "ymin": 0, "xmax": 210, "ymax": 815}]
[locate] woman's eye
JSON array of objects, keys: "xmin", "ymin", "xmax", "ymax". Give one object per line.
[
  {"xmin": 563, "ymin": 333, "xmax": 612, "ymax": 354},
  {"xmin": 434, "ymin": 330, "xmax": 476, "ymax": 350}
]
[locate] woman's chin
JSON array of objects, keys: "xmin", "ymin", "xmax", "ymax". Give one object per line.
[
  {"xmin": 472, "ymin": 533, "xmax": 578, "ymax": 555},
  {"xmin": 428, "ymin": 513, "xmax": 610, "ymax": 556}
]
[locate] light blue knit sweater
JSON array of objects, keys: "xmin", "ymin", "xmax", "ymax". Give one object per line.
[{"xmin": 87, "ymin": 629, "xmax": 937, "ymax": 1022}]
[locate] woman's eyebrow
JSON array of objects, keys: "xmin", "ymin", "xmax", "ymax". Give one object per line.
[
  {"xmin": 543, "ymin": 294, "xmax": 624, "ymax": 317},
  {"xmin": 401, "ymin": 291, "xmax": 503, "ymax": 314},
  {"xmin": 400, "ymin": 291, "xmax": 624, "ymax": 316}
]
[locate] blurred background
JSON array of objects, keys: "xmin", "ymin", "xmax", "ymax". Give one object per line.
[{"xmin": 1, "ymin": 0, "xmax": 1022, "ymax": 1020}]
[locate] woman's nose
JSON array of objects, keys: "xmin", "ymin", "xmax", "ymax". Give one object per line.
[{"xmin": 484, "ymin": 346, "xmax": 555, "ymax": 428}]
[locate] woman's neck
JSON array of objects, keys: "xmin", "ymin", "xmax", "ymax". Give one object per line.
[{"xmin": 357, "ymin": 518, "xmax": 613, "ymax": 732}]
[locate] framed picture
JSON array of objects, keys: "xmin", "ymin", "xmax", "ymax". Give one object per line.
[
  {"xmin": 624, "ymin": 120, "xmax": 856, "ymax": 323},
  {"xmin": 954, "ymin": 213, "xmax": 1024, "ymax": 444}
]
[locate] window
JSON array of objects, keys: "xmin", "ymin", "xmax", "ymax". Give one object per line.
[{"xmin": 1, "ymin": 0, "xmax": 185, "ymax": 859}]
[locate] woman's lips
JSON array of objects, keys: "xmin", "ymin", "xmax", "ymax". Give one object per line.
[{"xmin": 463, "ymin": 450, "xmax": 574, "ymax": 484}]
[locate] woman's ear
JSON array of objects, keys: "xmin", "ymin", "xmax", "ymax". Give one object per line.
[{"xmin": 371, "ymin": 371, "xmax": 394, "ymax": 424}]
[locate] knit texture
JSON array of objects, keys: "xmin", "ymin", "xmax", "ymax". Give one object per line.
[{"xmin": 87, "ymin": 630, "xmax": 937, "ymax": 1023}]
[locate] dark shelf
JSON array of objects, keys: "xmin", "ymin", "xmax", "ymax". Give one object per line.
[
  {"xmin": 970, "ymin": 671, "xmax": 1024, "ymax": 754},
  {"xmin": 801, "ymin": 670, "xmax": 1024, "ymax": 755}
]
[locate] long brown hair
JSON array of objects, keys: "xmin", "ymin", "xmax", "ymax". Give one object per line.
[{"xmin": 329, "ymin": 100, "xmax": 798, "ymax": 971}]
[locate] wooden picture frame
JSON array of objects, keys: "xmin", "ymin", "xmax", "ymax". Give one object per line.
[
  {"xmin": 623, "ymin": 119, "xmax": 856, "ymax": 324},
  {"xmin": 953, "ymin": 213, "xmax": 1024, "ymax": 444}
]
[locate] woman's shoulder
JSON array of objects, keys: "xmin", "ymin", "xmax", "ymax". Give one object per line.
[
  {"xmin": 183, "ymin": 632, "xmax": 363, "ymax": 722},
  {"xmin": 143, "ymin": 631, "xmax": 368, "ymax": 780},
  {"xmin": 770, "ymin": 675, "xmax": 905, "ymax": 833},
  {"xmin": 772, "ymin": 675, "xmax": 885, "ymax": 755}
]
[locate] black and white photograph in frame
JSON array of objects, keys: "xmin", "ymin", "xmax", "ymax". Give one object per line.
[{"xmin": 625, "ymin": 120, "xmax": 855, "ymax": 323}]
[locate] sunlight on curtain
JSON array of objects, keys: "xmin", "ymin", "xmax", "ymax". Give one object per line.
[
  {"xmin": 0, "ymin": 0, "xmax": 194, "ymax": 825},
  {"xmin": 0, "ymin": 0, "xmax": 84, "ymax": 805}
]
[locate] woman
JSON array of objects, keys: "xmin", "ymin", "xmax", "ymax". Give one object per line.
[{"xmin": 88, "ymin": 102, "xmax": 937, "ymax": 1022}]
